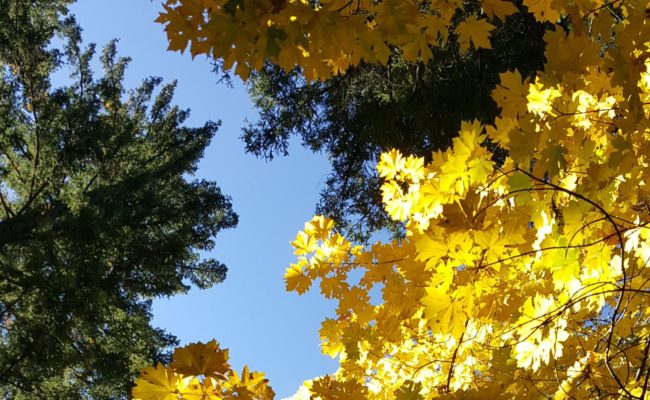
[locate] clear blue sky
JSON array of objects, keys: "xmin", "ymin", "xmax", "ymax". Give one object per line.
[{"xmin": 68, "ymin": 1, "xmax": 338, "ymax": 397}]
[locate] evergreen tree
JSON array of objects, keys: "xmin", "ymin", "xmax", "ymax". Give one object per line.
[{"xmin": 0, "ymin": 1, "xmax": 236, "ymax": 398}]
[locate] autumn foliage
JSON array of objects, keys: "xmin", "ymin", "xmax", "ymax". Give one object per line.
[
  {"xmin": 156, "ymin": 0, "xmax": 512, "ymax": 80},
  {"xmin": 132, "ymin": 340, "xmax": 274, "ymax": 399},
  {"xmin": 136, "ymin": 0, "xmax": 650, "ymax": 398}
]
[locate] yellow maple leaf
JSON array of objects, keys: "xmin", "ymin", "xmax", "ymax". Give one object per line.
[
  {"xmin": 285, "ymin": 261, "xmax": 312, "ymax": 294},
  {"xmin": 291, "ymin": 230, "xmax": 317, "ymax": 255},
  {"xmin": 467, "ymin": 156, "xmax": 493, "ymax": 185},
  {"xmin": 225, "ymin": 365, "xmax": 275, "ymax": 400},
  {"xmin": 132, "ymin": 364, "xmax": 190, "ymax": 400},
  {"xmin": 526, "ymin": 78, "xmax": 562, "ymax": 116},
  {"xmin": 453, "ymin": 119, "xmax": 484, "ymax": 156},
  {"xmin": 171, "ymin": 340, "xmax": 231, "ymax": 378},
  {"xmin": 481, "ymin": 0, "xmax": 518, "ymax": 20},
  {"xmin": 454, "ymin": 16, "xmax": 494, "ymax": 52},
  {"xmin": 178, "ymin": 377, "xmax": 220, "ymax": 400},
  {"xmin": 304, "ymin": 216, "xmax": 335, "ymax": 241},
  {"xmin": 394, "ymin": 380, "xmax": 424, "ymax": 400},
  {"xmin": 401, "ymin": 31, "xmax": 434, "ymax": 63},
  {"xmin": 310, "ymin": 375, "xmax": 368, "ymax": 400},
  {"xmin": 319, "ymin": 318, "xmax": 345, "ymax": 357},
  {"xmin": 523, "ymin": 0, "xmax": 561, "ymax": 22},
  {"xmin": 414, "ymin": 233, "xmax": 446, "ymax": 269},
  {"xmin": 485, "ymin": 116, "xmax": 517, "ymax": 146},
  {"xmin": 377, "ymin": 149, "xmax": 405, "ymax": 179},
  {"xmin": 421, "ymin": 287, "xmax": 467, "ymax": 337},
  {"xmin": 491, "ymin": 70, "xmax": 529, "ymax": 118},
  {"xmin": 320, "ymin": 275, "xmax": 350, "ymax": 299}
]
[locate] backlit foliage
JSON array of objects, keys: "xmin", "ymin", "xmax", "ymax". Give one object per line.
[
  {"xmin": 156, "ymin": 0, "xmax": 515, "ymax": 80},
  {"xmin": 132, "ymin": 341, "xmax": 274, "ymax": 400},
  {"xmin": 281, "ymin": 1, "xmax": 650, "ymax": 397},
  {"xmin": 145, "ymin": 0, "xmax": 650, "ymax": 398},
  {"xmin": 155, "ymin": 0, "xmax": 643, "ymax": 81}
]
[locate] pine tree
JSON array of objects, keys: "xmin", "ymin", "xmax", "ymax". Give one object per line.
[{"xmin": 0, "ymin": 2, "xmax": 237, "ymax": 398}]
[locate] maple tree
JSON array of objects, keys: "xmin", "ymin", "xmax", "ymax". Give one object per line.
[
  {"xmin": 280, "ymin": 2, "xmax": 650, "ymax": 395},
  {"xmin": 147, "ymin": 0, "xmax": 650, "ymax": 399}
]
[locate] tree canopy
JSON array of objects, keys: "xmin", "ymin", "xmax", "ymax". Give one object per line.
[
  {"xmin": 144, "ymin": 0, "xmax": 650, "ymax": 398},
  {"xmin": 157, "ymin": 0, "xmax": 549, "ymax": 240},
  {"xmin": 0, "ymin": 2, "xmax": 237, "ymax": 398},
  {"xmin": 242, "ymin": 13, "xmax": 546, "ymax": 240}
]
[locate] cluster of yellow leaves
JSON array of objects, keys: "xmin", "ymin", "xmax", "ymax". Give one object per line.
[
  {"xmin": 156, "ymin": 0, "xmax": 511, "ymax": 80},
  {"xmin": 156, "ymin": 0, "xmax": 640, "ymax": 80},
  {"xmin": 132, "ymin": 340, "xmax": 274, "ymax": 400},
  {"xmin": 279, "ymin": 1, "xmax": 650, "ymax": 398}
]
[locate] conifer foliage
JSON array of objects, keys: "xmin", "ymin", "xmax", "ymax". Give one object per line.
[{"xmin": 0, "ymin": 2, "xmax": 237, "ymax": 398}]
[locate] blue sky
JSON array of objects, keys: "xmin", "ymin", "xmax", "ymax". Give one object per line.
[{"xmin": 68, "ymin": 1, "xmax": 338, "ymax": 397}]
